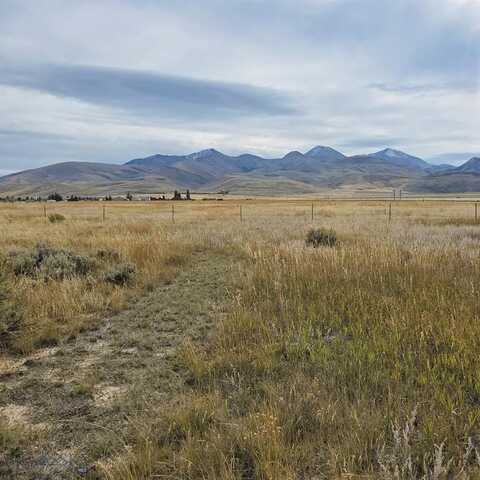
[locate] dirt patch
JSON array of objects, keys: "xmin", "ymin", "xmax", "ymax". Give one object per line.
[
  {"xmin": 93, "ymin": 385, "xmax": 127, "ymax": 408},
  {"xmin": 0, "ymin": 357, "xmax": 27, "ymax": 377},
  {"xmin": 0, "ymin": 404, "xmax": 30, "ymax": 426}
]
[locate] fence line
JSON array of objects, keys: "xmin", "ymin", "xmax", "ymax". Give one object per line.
[{"xmin": 27, "ymin": 198, "xmax": 480, "ymax": 227}]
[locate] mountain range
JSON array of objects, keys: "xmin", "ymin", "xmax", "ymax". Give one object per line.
[{"xmin": 1, "ymin": 146, "xmax": 479, "ymax": 196}]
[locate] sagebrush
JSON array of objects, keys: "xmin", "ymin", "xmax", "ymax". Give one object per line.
[{"xmin": 305, "ymin": 227, "xmax": 337, "ymax": 247}]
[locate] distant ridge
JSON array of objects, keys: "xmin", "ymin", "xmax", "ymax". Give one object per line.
[
  {"xmin": 427, "ymin": 152, "xmax": 480, "ymax": 166},
  {"xmin": 368, "ymin": 148, "xmax": 431, "ymax": 170},
  {"xmin": 2, "ymin": 146, "xmax": 479, "ymax": 196},
  {"xmin": 454, "ymin": 157, "xmax": 480, "ymax": 174},
  {"xmin": 408, "ymin": 156, "xmax": 480, "ymax": 193}
]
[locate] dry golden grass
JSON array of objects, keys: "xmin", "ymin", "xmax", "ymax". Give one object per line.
[
  {"xmin": 0, "ymin": 201, "xmax": 225, "ymax": 352},
  {"xmin": 2, "ymin": 199, "xmax": 480, "ymax": 478},
  {"xmin": 1, "ymin": 199, "xmax": 477, "ymax": 353}
]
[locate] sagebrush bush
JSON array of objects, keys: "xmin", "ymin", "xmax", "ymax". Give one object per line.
[
  {"xmin": 9, "ymin": 244, "xmax": 94, "ymax": 280},
  {"xmin": 104, "ymin": 263, "xmax": 136, "ymax": 286},
  {"xmin": 10, "ymin": 251, "xmax": 38, "ymax": 276},
  {"xmin": 48, "ymin": 213, "xmax": 65, "ymax": 223},
  {"xmin": 39, "ymin": 251, "xmax": 88, "ymax": 280},
  {"xmin": 305, "ymin": 227, "xmax": 337, "ymax": 247}
]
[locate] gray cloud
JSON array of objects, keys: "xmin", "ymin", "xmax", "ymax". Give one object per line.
[
  {"xmin": 0, "ymin": 129, "xmax": 73, "ymax": 141},
  {"xmin": 0, "ymin": 62, "xmax": 296, "ymax": 120}
]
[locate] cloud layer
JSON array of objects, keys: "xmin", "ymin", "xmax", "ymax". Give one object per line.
[
  {"xmin": 0, "ymin": 63, "xmax": 295, "ymax": 120},
  {"xmin": 0, "ymin": 0, "xmax": 479, "ymax": 170}
]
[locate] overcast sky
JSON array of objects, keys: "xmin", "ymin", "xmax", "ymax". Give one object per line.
[{"xmin": 0, "ymin": 0, "xmax": 479, "ymax": 172}]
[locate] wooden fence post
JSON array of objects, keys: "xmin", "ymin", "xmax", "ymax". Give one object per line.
[
  {"xmin": 475, "ymin": 201, "xmax": 478, "ymax": 223},
  {"xmin": 44, "ymin": 204, "xmax": 47, "ymax": 220},
  {"xmin": 102, "ymin": 205, "xmax": 106, "ymax": 222},
  {"xmin": 172, "ymin": 204, "xmax": 175, "ymax": 224},
  {"xmin": 311, "ymin": 203, "xmax": 314, "ymax": 222},
  {"xmin": 388, "ymin": 203, "xmax": 392, "ymax": 222}
]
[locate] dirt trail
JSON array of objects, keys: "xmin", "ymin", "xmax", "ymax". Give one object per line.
[{"xmin": 0, "ymin": 253, "xmax": 232, "ymax": 479}]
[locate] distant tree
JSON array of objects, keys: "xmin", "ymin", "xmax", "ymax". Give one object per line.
[
  {"xmin": 48, "ymin": 192, "xmax": 63, "ymax": 202},
  {"xmin": 126, "ymin": 192, "xmax": 133, "ymax": 201},
  {"xmin": 186, "ymin": 189, "xmax": 191, "ymax": 200},
  {"xmin": 172, "ymin": 190, "xmax": 182, "ymax": 200}
]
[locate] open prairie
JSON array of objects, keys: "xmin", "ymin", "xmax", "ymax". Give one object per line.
[{"xmin": 1, "ymin": 198, "xmax": 480, "ymax": 479}]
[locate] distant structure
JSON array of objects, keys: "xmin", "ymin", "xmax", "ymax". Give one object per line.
[{"xmin": 170, "ymin": 190, "xmax": 193, "ymax": 201}]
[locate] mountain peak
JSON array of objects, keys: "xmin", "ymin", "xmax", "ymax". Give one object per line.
[
  {"xmin": 305, "ymin": 145, "xmax": 346, "ymax": 160},
  {"xmin": 369, "ymin": 148, "xmax": 430, "ymax": 170},
  {"xmin": 186, "ymin": 148, "xmax": 223, "ymax": 160},
  {"xmin": 283, "ymin": 150, "xmax": 304, "ymax": 160},
  {"xmin": 305, "ymin": 145, "xmax": 345, "ymax": 158},
  {"xmin": 375, "ymin": 148, "xmax": 410, "ymax": 158},
  {"xmin": 455, "ymin": 157, "xmax": 480, "ymax": 174}
]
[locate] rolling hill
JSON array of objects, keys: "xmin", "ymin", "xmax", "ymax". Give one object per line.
[{"xmin": 1, "ymin": 146, "xmax": 478, "ymax": 196}]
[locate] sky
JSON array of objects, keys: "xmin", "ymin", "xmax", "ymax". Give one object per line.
[{"xmin": 0, "ymin": 0, "xmax": 479, "ymax": 173}]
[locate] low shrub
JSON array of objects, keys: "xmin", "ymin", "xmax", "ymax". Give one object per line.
[
  {"xmin": 104, "ymin": 263, "xmax": 136, "ymax": 286},
  {"xmin": 9, "ymin": 243, "xmax": 94, "ymax": 280},
  {"xmin": 48, "ymin": 213, "xmax": 65, "ymax": 223},
  {"xmin": 10, "ymin": 251, "xmax": 38, "ymax": 276},
  {"xmin": 96, "ymin": 248, "xmax": 121, "ymax": 262},
  {"xmin": 70, "ymin": 382, "xmax": 94, "ymax": 398},
  {"xmin": 0, "ymin": 260, "xmax": 19, "ymax": 348},
  {"xmin": 305, "ymin": 227, "xmax": 337, "ymax": 247},
  {"xmin": 39, "ymin": 251, "xmax": 89, "ymax": 280}
]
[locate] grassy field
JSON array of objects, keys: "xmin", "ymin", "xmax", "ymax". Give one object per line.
[{"xmin": 1, "ymin": 198, "xmax": 480, "ymax": 479}]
